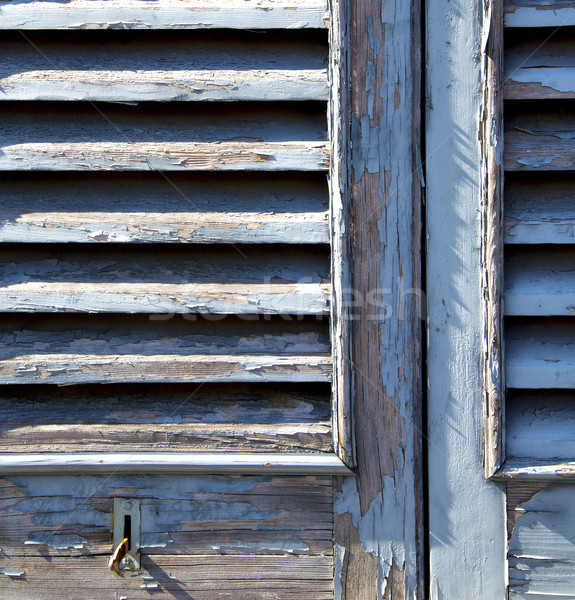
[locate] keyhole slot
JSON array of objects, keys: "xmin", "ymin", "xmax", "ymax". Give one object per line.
[{"xmin": 123, "ymin": 514, "xmax": 132, "ymax": 552}]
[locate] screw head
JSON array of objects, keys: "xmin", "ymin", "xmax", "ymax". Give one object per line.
[
  {"xmin": 124, "ymin": 501, "xmax": 132, "ymax": 510},
  {"xmin": 121, "ymin": 557, "xmax": 131, "ymax": 567}
]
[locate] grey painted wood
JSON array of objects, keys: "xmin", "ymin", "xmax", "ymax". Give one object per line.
[
  {"xmin": 507, "ymin": 392, "xmax": 575, "ymax": 459},
  {"xmin": 0, "ymin": 245, "xmax": 330, "ymax": 315},
  {"xmin": 505, "ymin": 31, "xmax": 575, "ymax": 99},
  {"xmin": 505, "ymin": 247, "xmax": 575, "ymax": 316},
  {"xmin": 508, "ymin": 484, "xmax": 575, "ymax": 598},
  {"xmin": 0, "ymin": 34, "xmax": 328, "ymax": 102},
  {"xmin": 0, "ymin": 0, "xmax": 329, "ymax": 30},
  {"xmin": 496, "ymin": 461, "xmax": 575, "ymax": 480},
  {"xmin": 505, "ymin": 175, "xmax": 575, "ymax": 244},
  {"xmin": 505, "ymin": 0, "xmax": 575, "ymax": 28},
  {"xmin": 0, "ymin": 172, "xmax": 329, "ymax": 244},
  {"xmin": 0, "ymin": 315, "xmax": 331, "ymax": 384},
  {"xmin": 427, "ymin": 0, "xmax": 507, "ymax": 596},
  {"xmin": 506, "ymin": 320, "xmax": 575, "ymax": 388},
  {"xmin": 0, "ymin": 103, "xmax": 328, "ymax": 171}
]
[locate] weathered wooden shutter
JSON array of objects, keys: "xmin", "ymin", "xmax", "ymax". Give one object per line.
[
  {"xmin": 500, "ymin": 2, "xmax": 575, "ymax": 597},
  {"xmin": 0, "ymin": 0, "xmax": 354, "ymax": 470},
  {"xmin": 0, "ymin": 1, "xmax": 354, "ymax": 596}
]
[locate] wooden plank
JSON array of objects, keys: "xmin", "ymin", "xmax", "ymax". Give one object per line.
[
  {"xmin": 505, "ymin": 31, "xmax": 575, "ymax": 99},
  {"xmin": 0, "ymin": 473, "xmax": 334, "ymax": 598},
  {"xmin": 0, "ymin": 475, "xmax": 334, "ymax": 556},
  {"xmin": 0, "ymin": 34, "xmax": 328, "ymax": 102},
  {"xmin": 506, "ymin": 320, "xmax": 575, "ymax": 388},
  {"xmin": 0, "ymin": 453, "xmax": 350, "ymax": 474},
  {"xmin": 497, "ymin": 461, "xmax": 575, "ymax": 480},
  {"xmin": 0, "ymin": 246, "xmax": 330, "ymax": 315},
  {"xmin": 0, "ymin": 172, "xmax": 329, "ymax": 244},
  {"xmin": 507, "ymin": 392, "xmax": 575, "ymax": 459},
  {"xmin": 505, "ymin": 105, "xmax": 575, "ymax": 171},
  {"xmin": 482, "ymin": 0, "xmax": 505, "ymax": 476},
  {"xmin": 0, "ymin": 0, "xmax": 329, "ymax": 30},
  {"xmin": 505, "ymin": 247, "xmax": 575, "ymax": 316},
  {"xmin": 0, "ymin": 383, "xmax": 332, "ymax": 454},
  {"xmin": 0, "ymin": 315, "xmax": 331, "ymax": 384},
  {"xmin": 0, "ymin": 103, "xmax": 329, "ymax": 172},
  {"xmin": 333, "ymin": 0, "xmax": 425, "ymax": 597},
  {"xmin": 507, "ymin": 484, "xmax": 575, "ymax": 598},
  {"xmin": 505, "ymin": 174, "xmax": 575, "ymax": 244},
  {"xmin": 426, "ymin": 0, "xmax": 507, "ymax": 595},
  {"xmin": 505, "ymin": 0, "xmax": 575, "ymax": 28}
]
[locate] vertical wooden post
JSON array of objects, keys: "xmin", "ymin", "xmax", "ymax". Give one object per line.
[{"xmin": 334, "ymin": 0, "xmax": 425, "ymax": 597}]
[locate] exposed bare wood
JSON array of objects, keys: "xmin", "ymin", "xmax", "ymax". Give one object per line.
[
  {"xmin": 0, "ymin": 0, "xmax": 330, "ymax": 30},
  {"xmin": 0, "ymin": 245, "xmax": 330, "ymax": 315},
  {"xmin": 482, "ymin": 0, "xmax": 505, "ymax": 476},
  {"xmin": 505, "ymin": 104, "xmax": 575, "ymax": 171},
  {"xmin": 506, "ymin": 319, "xmax": 575, "ymax": 388},
  {"xmin": 0, "ymin": 33, "xmax": 328, "ymax": 102},
  {"xmin": 334, "ymin": 0, "xmax": 424, "ymax": 597},
  {"xmin": 497, "ymin": 461, "xmax": 575, "ymax": 480},
  {"xmin": 505, "ymin": 0, "xmax": 575, "ymax": 28},
  {"xmin": 329, "ymin": 0, "xmax": 353, "ymax": 467},
  {"xmin": 506, "ymin": 481, "xmax": 549, "ymax": 540},
  {"xmin": 0, "ymin": 172, "xmax": 329, "ymax": 245},
  {"xmin": 505, "ymin": 175, "xmax": 575, "ymax": 244},
  {"xmin": 0, "ymin": 473, "xmax": 334, "ymax": 598}
]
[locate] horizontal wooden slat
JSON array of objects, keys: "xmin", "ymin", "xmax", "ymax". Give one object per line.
[
  {"xmin": 0, "ymin": 383, "xmax": 331, "ymax": 453},
  {"xmin": 505, "ymin": 1, "xmax": 575, "ymax": 28},
  {"xmin": 0, "ymin": 315, "xmax": 331, "ymax": 384},
  {"xmin": 505, "ymin": 103, "xmax": 575, "ymax": 171},
  {"xmin": 505, "ymin": 31, "xmax": 575, "ymax": 99},
  {"xmin": 0, "ymin": 0, "xmax": 329, "ymax": 30},
  {"xmin": 505, "ymin": 247, "xmax": 575, "ymax": 315},
  {"xmin": 496, "ymin": 460, "xmax": 575, "ymax": 480},
  {"xmin": 505, "ymin": 174, "xmax": 575, "ymax": 244},
  {"xmin": 0, "ymin": 33, "xmax": 328, "ymax": 102},
  {"xmin": 506, "ymin": 320, "xmax": 575, "ymax": 388},
  {"xmin": 0, "ymin": 172, "xmax": 329, "ymax": 244},
  {"xmin": 507, "ymin": 392, "xmax": 575, "ymax": 459},
  {"xmin": 0, "ymin": 245, "xmax": 330, "ymax": 314},
  {"xmin": 0, "ymin": 102, "xmax": 328, "ymax": 171}
]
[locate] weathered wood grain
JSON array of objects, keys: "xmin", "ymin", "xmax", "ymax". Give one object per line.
[
  {"xmin": 0, "ymin": 382, "xmax": 332, "ymax": 453},
  {"xmin": 0, "ymin": 102, "xmax": 328, "ymax": 171},
  {"xmin": 0, "ymin": 172, "xmax": 329, "ymax": 244},
  {"xmin": 505, "ymin": 246, "xmax": 575, "ymax": 315},
  {"xmin": 334, "ymin": 0, "xmax": 424, "ymax": 597},
  {"xmin": 508, "ymin": 484, "xmax": 575, "ymax": 599},
  {"xmin": 0, "ymin": 0, "xmax": 329, "ymax": 30},
  {"xmin": 0, "ymin": 474, "xmax": 333, "ymax": 599},
  {"xmin": 505, "ymin": 174, "xmax": 575, "ymax": 244},
  {"xmin": 507, "ymin": 391, "xmax": 575, "ymax": 459},
  {"xmin": 506, "ymin": 319, "xmax": 575, "ymax": 388},
  {"xmin": 482, "ymin": 0, "xmax": 505, "ymax": 476},
  {"xmin": 505, "ymin": 31, "xmax": 575, "ymax": 99},
  {"xmin": 498, "ymin": 460, "xmax": 575, "ymax": 480},
  {"xmin": 505, "ymin": 104, "xmax": 575, "ymax": 171},
  {"xmin": 0, "ymin": 33, "xmax": 328, "ymax": 102},
  {"xmin": 505, "ymin": 0, "xmax": 575, "ymax": 28},
  {"xmin": 0, "ymin": 245, "xmax": 330, "ymax": 315},
  {"xmin": 0, "ymin": 315, "xmax": 331, "ymax": 384}
]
